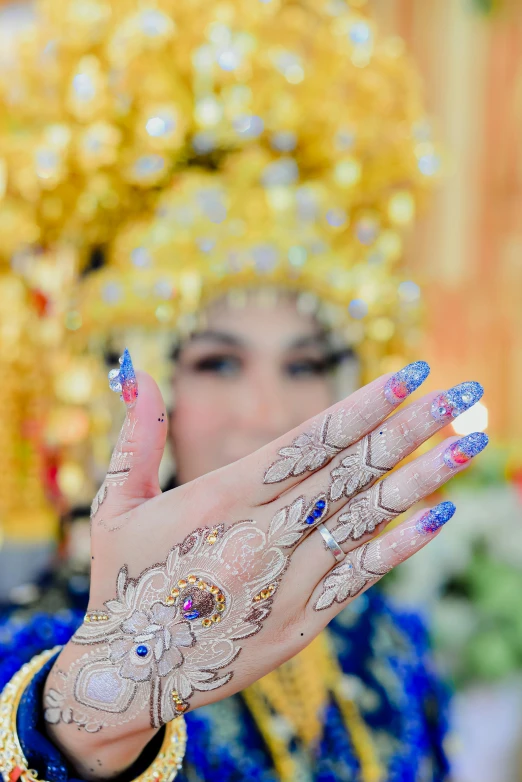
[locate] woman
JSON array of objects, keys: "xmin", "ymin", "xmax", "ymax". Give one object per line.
[
  {"xmin": 0, "ymin": 283, "xmax": 486, "ymax": 782},
  {"xmin": 0, "ymin": 3, "xmax": 487, "ymax": 778}
]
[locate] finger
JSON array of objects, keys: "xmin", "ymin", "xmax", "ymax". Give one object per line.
[
  {"xmin": 242, "ymin": 360, "xmax": 431, "ymax": 504},
  {"xmin": 328, "ymin": 431, "xmax": 488, "ymax": 548},
  {"xmin": 272, "ymin": 380, "xmax": 484, "ymax": 534},
  {"xmin": 286, "ymin": 431, "xmax": 488, "ymax": 595},
  {"xmin": 306, "ymin": 500, "xmax": 457, "ymax": 621},
  {"xmin": 90, "ymin": 350, "xmax": 168, "ymax": 525},
  {"xmin": 328, "ymin": 380, "xmax": 483, "ymax": 502}
]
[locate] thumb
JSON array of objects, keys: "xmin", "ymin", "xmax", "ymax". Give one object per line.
[{"xmin": 90, "ymin": 349, "xmax": 168, "ymax": 524}]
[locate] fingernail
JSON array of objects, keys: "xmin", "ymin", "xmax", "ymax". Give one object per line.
[
  {"xmin": 443, "ymin": 431, "xmax": 489, "ymax": 469},
  {"xmin": 416, "ymin": 501, "xmax": 456, "ymax": 534},
  {"xmin": 108, "ymin": 348, "xmax": 138, "ymax": 409},
  {"xmin": 431, "ymin": 381, "xmax": 484, "ymax": 421},
  {"xmin": 384, "ymin": 360, "xmax": 430, "ymax": 405}
]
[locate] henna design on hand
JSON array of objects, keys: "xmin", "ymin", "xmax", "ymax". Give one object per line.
[
  {"xmin": 314, "ymin": 503, "xmax": 455, "ymax": 611},
  {"xmin": 329, "ymin": 431, "xmax": 391, "ymax": 502},
  {"xmin": 90, "ymin": 415, "xmax": 137, "ymax": 522},
  {"xmin": 263, "ymin": 413, "xmax": 344, "ymax": 484},
  {"xmin": 314, "ymin": 541, "xmax": 389, "ymax": 611},
  {"xmin": 331, "ymin": 481, "xmax": 409, "ymax": 543},
  {"xmin": 45, "ymin": 495, "xmax": 328, "ymax": 732},
  {"xmin": 328, "ymin": 396, "xmax": 445, "ymax": 504},
  {"xmin": 330, "ymin": 439, "xmax": 453, "ymax": 543},
  {"xmin": 263, "ymin": 363, "xmax": 431, "ymax": 486}
]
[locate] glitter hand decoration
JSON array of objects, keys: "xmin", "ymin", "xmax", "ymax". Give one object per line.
[
  {"xmin": 264, "ymin": 361, "xmax": 430, "ymax": 486},
  {"xmin": 109, "ymin": 349, "xmax": 138, "ymax": 409},
  {"xmin": 39, "ymin": 357, "xmax": 489, "ymax": 767},
  {"xmin": 383, "ymin": 361, "xmax": 430, "ymax": 405},
  {"xmin": 443, "ymin": 432, "xmax": 489, "ymax": 468},
  {"xmin": 431, "ymin": 381, "xmax": 483, "ymax": 421},
  {"xmin": 415, "ymin": 501, "xmax": 456, "ymax": 534},
  {"xmin": 44, "ymin": 495, "xmax": 329, "ymax": 731}
]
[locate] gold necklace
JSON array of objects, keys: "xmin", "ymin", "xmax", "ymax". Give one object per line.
[{"xmin": 243, "ymin": 632, "xmax": 384, "ymax": 782}]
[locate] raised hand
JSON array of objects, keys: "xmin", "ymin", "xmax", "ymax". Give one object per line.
[{"xmin": 43, "ymin": 352, "xmax": 486, "ymax": 778}]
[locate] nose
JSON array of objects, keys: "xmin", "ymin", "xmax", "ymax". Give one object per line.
[{"xmin": 235, "ymin": 368, "xmax": 292, "ymax": 440}]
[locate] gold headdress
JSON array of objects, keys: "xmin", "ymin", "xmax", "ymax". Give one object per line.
[
  {"xmin": 0, "ymin": 0, "xmax": 437, "ymax": 255},
  {"xmin": 0, "ymin": 0, "xmax": 439, "ymax": 541}
]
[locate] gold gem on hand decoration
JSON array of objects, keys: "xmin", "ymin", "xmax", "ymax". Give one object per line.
[{"xmin": 164, "ymin": 573, "xmax": 227, "ymax": 629}]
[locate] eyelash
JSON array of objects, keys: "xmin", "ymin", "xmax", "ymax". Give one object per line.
[
  {"xmin": 286, "ymin": 359, "xmax": 330, "ymax": 377},
  {"xmin": 192, "ymin": 356, "xmax": 241, "ymax": 376},
  {"xmin": 191, "ymin": 355, "xmax": 331, "ymax": 378}
]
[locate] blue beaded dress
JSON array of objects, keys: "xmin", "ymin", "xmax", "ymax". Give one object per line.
[{"xmin": 0, "ymin": 581, "xmax": 450, "ymax": 782}]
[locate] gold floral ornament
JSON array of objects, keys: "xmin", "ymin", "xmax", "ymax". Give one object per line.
[
  {"xmin": 0, "ymin": 0, "xmax": 192, "ymax": 257},
  {"xmin": 0, "ymin": 0, "xmax": 440, "ymax": 537},
  {"xmin": 66, "ymin": 0, "xmax": 440, "ymax": 378},
  {"xmin": 0, "ymin": 0, "xmax": 441, "ymax": 264},
  {"xmin": 78, "ymin": 156, "xmax": 425, "ymax": 378}
]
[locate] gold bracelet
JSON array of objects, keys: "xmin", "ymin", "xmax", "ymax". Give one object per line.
[{"xmin": 0, "ymin": 647, "xmax": 187, "ymax": 782}]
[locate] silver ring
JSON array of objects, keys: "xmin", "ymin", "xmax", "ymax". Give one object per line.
[{"xmin": 316, "ymin": 523, "xmax": 345, "ymax": 563}]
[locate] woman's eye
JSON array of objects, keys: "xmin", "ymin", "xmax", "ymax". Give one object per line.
[
  {"xmin": 285, "ymin": 358, "xmax": 329, "ymax": 378},
  {"xmin": 192, "ymin": 355, "xmax": 242, "ymax": 376}
]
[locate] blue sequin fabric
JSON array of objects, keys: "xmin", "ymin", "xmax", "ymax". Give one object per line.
[{"xmin": 0, "ymin": 589, "xmax": 450, "ymax": 782}]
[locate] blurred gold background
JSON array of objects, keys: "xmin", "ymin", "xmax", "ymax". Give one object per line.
[{"xmin": 0, "ymin": 2, "xmax": 521, "ymax": 778}]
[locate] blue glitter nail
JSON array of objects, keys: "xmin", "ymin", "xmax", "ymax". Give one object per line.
[
  {"xmin": 384, "ymin": 360, "xmax": 430, "ymax": 405},
  {"xmin": 415, "ymin": 501, "xmax": 456, "ymax": 534},
  {"xmin": 108, "ymin": 348, "xmax": 138, "ymax": 408},
  {"xmin": 431, "ymin": 381, "xmax": 484, "ymax": 421},
  {"xmin": 443, "ymin": 431, "xmax": 489, "ymax": 469}
]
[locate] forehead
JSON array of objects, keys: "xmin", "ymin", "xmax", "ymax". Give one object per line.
[{"xmin": 190, "ymin": 293, "xmax": 326, "ymax": 352}]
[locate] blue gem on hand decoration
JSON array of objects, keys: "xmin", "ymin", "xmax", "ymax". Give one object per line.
[
  {"xmin": 136, "ymin": 645, "xmax": 149, "ymax": 658},
  {"xmin": 305, "ymin": 499, "xmax": 327, "ymax": 525},
  {"xmin": 306, "ymin": 499, "xmax": 326, "ymax": 525}
]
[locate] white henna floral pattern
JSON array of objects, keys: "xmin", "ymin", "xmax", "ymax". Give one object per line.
[
  {"xmin": 108, "ymin": 604, "xmax": 195, "ymax": 681},
  {"xmin": 45, "ymin": 495, "xmax": 328, "ymax": 731},
  {"xmin": 332, "ymin": 481, "xmax": 409, "ymax": 543},
  {"xmin": 91, "ymin": 414, "xmax": 137, "ymax": 521},
  {"xmin": 263, "ymin": 385, "xmax": 396, "ymax": 486},
  {"xmin": 329, "ymin": 435, "xmax": 390, "ymax": 502},
  {"xmin": 263, "ymin": 411, "xmax": 352, "ymax": 483},
  {"xmin": 314, "ymin": 541, "xmax": 389, "ymax": 611}
]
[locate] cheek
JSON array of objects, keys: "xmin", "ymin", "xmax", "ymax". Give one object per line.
[
  {"xmin": 170, "ymin": 379, "xmax": 232, "ymax": 480},
  {"xmin": 173, "ymin": 397, "xmax": 219, "ymax": 440},
  {"xmin": 288, "ymin": 380, "xmax": 334, "ymax": 423}
]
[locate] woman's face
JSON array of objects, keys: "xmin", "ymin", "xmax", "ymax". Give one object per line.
[{"xmin": 170, "ymin": 295, "xmax": 338, "ymax": 484}]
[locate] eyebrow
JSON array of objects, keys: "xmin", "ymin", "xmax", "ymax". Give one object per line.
[
  {"xmin": 188, "ymin": 330, "xmax": 246, "ymax": 348},
  {"xmin": 287, "ymin": 333, "xmax": 330, "ymax": 350},
  {"xmin": 188, "ymin": 329, "xmax": 330, "ymax": 351}
]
